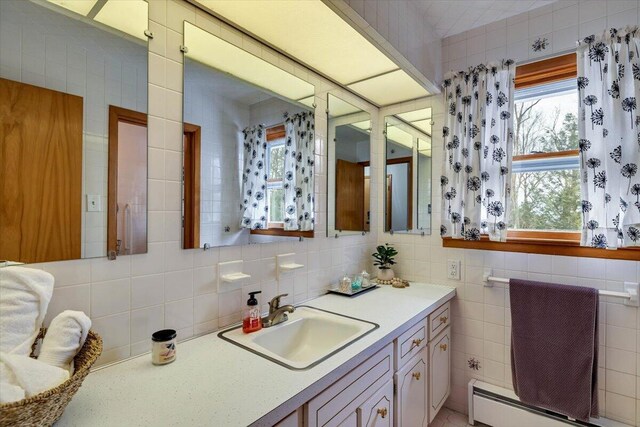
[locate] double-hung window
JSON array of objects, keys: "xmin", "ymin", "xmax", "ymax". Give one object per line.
[
  {"xmin": 266, "ymin": 131, "xmax": 285, "ymax": 228},
  {"xmin": 443, "ymin": 54, "xmax": 638, "ymax": 259}
]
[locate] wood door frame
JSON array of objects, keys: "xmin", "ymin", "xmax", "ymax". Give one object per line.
[
  {"xmin": 107, "ymin": 105, "xmax": 147, "ymax": 257},
  {"xmin": 386, "ymin": 156, "xmax": 413, "ymax": 230},
  {"xmin": 183, "ymin": 122, "xmax": 201, "ymax": 249}
]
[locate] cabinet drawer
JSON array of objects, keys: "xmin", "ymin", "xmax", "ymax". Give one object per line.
[
  {"xmin": 428, "ymin": 327, "xmax": 451, "ymax": 423},
  {"xmin": 394, "ymin": 319, "xmax": 426, "ymax": 370},
  {"xmin": 357, "ymin": 379, "xmax": 394, "ymax": 427},
  {"xmin": 428, "ymin": 302, "xmax": 450, "ymax": 340},
  {"xmin": 306, "ymin": 343, "xmax": 394, "ymax": 427}
]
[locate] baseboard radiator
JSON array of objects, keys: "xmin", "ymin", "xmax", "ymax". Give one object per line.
[{"xmin": 468, "ymin": 380, "xmax": 632, "ymax": 427}]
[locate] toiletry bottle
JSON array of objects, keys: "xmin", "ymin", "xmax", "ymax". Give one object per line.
[{"xmin": 242, "ymin": 291, "xmax": 262, "ymax": 334}]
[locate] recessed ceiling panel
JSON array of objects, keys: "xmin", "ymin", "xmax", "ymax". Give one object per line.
[
  {"xmin": 387, "ymin": 126, "xmax": 413, "ymax": 149},
  {"xmin": 94, "ymin": 0, "xmax": 148, "ymax": 40},
  {"xmin": 347, "ymin": 70, "xmax": 430, "ymax": 105},
  {"xmin": 195, "ymin": 0, "xmax": 399, "ymax": 86},
  {"xmin": 184, "ymin": 22, "xmax": 314, "ymax": 103},
  {"xmin": 328, "ymin": 95, "xmax": 362, "ymax": 118},
  {"xmin": 46, "ymin": 0, "xmax": 98, "ymax": 16}
]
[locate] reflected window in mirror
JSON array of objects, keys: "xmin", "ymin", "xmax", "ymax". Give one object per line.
[
  {"xmin": 383, "ymin": 108, "xmax": 432, "ymax": 235},
  {"xmin": 327, "ymin": 94, "xmax": 372, "ymax": 237},
  {"xmin": 0, "ymin": 0, "xmax": 149, "ymax": 263},
  {"xmin": 182, "ymin": 23, "xmax": 315, "ymax": 250}
]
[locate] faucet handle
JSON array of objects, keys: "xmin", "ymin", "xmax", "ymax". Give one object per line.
[{"xmin": 269, "ymin": 294, "xmax": 288, "ymax": 311}]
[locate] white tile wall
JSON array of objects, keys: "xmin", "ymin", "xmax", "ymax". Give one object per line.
[
  {"xmin": 382, "ymin": 2, "xmax": 640, "ymax": 424},
  {"xmin": 22, "ymin": 0, "xmax": 379, "ymax": 369},
  {"xmin": 442, "ymin": 0, "xmax": 640, "ymax": 73}
]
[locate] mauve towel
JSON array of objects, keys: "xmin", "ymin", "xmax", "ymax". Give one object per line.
[{"xmin": 510, "ymin": 279, "xmax": 599, "ymax": 422}]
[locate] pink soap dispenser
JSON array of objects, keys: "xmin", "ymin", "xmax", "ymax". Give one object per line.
[{"xmin": 242, "ymin": 291, "xmax": 262, "ymax": 334}]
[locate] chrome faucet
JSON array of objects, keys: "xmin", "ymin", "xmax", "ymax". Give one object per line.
[{"xmin": 262, "ymin": 294, "xmax": 295, "ymax": 328}]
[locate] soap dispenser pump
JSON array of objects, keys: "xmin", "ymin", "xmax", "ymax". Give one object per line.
[{"xmin": 242, "ymin": 291, "xmax": 262, "ymax": 334}]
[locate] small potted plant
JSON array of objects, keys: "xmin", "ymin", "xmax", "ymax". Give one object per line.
[{"xmin": 372, "ymin": 244, "xmax": 398, "ymax": 281}]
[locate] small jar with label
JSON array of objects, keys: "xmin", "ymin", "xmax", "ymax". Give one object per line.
[{"xmin": 152, "ymin": 329, "xmax": 177, "ymax": 365}]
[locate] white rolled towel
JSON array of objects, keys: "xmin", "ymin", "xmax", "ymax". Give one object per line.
[
  {"xmin": 0, "ymin": 353, "xmax": 69, "ymax": 404},
  {"xmin": 0, "ymin": 267, "xmax": 54, "ymax": 356},
  {"xmin": 38, "ymin": 311, "xmax": 91, "ymax": 373}
]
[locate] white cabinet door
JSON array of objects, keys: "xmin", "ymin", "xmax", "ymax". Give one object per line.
[
  {"xmin": 337, "ymin": 411, "xmax": 358, "ymax": 427},
  {"xmin": 275, "ymin": 408, "xmax": 303, "ymax": 427},
  {"xmin": 357, "ymin": 380, "xmax": 394, "ymax": 427},
  {"xmin": 429, "ymin": 327, "xmax": 451, "ymax": 422},
  {"xmin": 394, "ymin": 349, "xmax": 428, "ymax": 427}
]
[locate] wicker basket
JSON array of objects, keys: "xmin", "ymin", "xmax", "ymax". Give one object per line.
[{"xmin": 0, "ymin": 329, "xmax": 103, "ymax": 427}]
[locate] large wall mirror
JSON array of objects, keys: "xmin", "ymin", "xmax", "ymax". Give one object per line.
[
  {"xmin": 0, "ymin": 0, "xmax": 149, "ymax": 263},
  {"xmin": 327, "ymin": 94, "xmax": 371, "ymax": 237},
  {"xmin": 182, "ymin": 22, "xmax": 316, "ymax": 249},
  {"xmin": 383, "ymin": 108, "xmax": 433, "ymax": 234}
]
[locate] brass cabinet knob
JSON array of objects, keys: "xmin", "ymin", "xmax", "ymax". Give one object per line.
[
  {"xmin": 440, "ymin": 343, "xmax": 448, "ymax": 351},
  {"xmin": 439, "ymin": 315, "xmax": 448, "ymax": 324},
  {"xmin": 377, "ymin": 408, "xmax": 388, "ymax": 418},
  {"xmin": 412, "ymin": 371, "xmax": 421, "ymax": 380},
  {"xmin": 411, "ymin": 338, "xmax": 423, "ymax": 348}
]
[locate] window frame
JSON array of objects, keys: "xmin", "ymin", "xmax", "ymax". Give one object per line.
[{"xmin": 442, "ymin": 54, "xmax": 639, "ymax": 260}]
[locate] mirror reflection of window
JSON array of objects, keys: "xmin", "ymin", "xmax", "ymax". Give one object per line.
[
  {"xmin": 0, "ymin": 0, "xmax": 148, "ymax": 263},
  {"xmin": 383, "ymin": 108, "xmax": 432, "ymax": 235},
  {"xmin": 327, "ymin": 94, "xmax": 371, "ymax": 236},
  {"xmin": 182, "ymin": 23, "xmax": 315, "ymax": 249}
]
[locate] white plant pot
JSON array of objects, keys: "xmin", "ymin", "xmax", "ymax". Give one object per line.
[{"xmin": 377, "ymin": 268, "xmax": 395, "ymax": 281}]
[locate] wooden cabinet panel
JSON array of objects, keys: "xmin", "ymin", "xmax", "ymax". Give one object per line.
[
  {"xmin": 358, "ymin": 380, "xmax": 393, "ymax": 427},
  {"xmin": 0, "ymin": 78, "xmax": 82, "ymax": 263},
  {"xmin": 336, "ymin": 411, "xmax": 358, "ymax": 427},
  {"xmin": 429, "ymin": 327, "xmax": 451, "ymax": 422},
  {"xmin": 394, "ymin": 350, "xmax": 428, "ymax": 427},
  {"xmin": 275, "ymin": 408, "xmax": 304, "ymax": 427}
]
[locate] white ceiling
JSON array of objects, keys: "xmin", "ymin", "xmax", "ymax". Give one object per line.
[{"xmin": 416, "ymin": 0, "xmax": 556, "ymax": 38}]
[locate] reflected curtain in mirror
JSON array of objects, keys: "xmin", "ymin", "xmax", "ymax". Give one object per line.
[{"xmin": 283, "ymin": 112, "xmax": 315, "ymax": 231}]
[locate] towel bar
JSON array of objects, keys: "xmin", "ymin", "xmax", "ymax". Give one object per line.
[{"xmin": 482, "ymin": 269, "xmax": 639, "ymax": 307}]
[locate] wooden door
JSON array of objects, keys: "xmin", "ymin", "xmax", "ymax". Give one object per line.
[
  {"xmin": 107, "ymin": 106, "xmax": 147, "ymax": 257},
  {"xmin": 335, "ymin": 159, "xmax": 364, "ymax": 231},
  {"xmin": 357, "ymin": 380, "xmax": 393, "ymax": 427},
  {"xmin": 0, "ymin": 78, "xmax": 83, "ymax": 263},
  {"xmin": 395, "ymin": 350, "xmax": 428, "ymax": 427},
  {"xmin": 183, "ymin": 123, "xmax": 201, "ymax": 249},
  {"xmin": 429, "ymin": 327, "xmax": 451, "ymax": 422},
  {"xmin": 363, "ymin": 176, "xmax": 370, "ymax": 232}
]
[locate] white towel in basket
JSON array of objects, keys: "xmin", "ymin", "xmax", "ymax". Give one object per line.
[
  {"xmin": 0, "ymin": 267, "xmax": 54, "ymax": 356},
  {"xmin": 38, "ymin": 310, "xmax": 91, "ymax": 373},
  {"xmin": 0, "ymin": 353, "xmax": 69, "ymax": 404}
]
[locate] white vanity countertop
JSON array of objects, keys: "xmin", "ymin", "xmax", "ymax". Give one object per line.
[{"xmin": 57, "ymin": 282, "xmax": 455, "ymax": 427}]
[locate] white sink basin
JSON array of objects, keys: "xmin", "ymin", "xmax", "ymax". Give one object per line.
[{"xmin": 218, "ymin": 306, "xmax": 378, "ymax": 370}]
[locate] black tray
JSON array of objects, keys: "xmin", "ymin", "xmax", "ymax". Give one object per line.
[{"xmin": 327, "ymin": 285, "xmax": 379, "ymax": 297}]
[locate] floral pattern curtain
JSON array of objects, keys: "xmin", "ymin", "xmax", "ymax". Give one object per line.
[
  {"xmin": 240, "ymin": 125, "xmax": 268, "ymax": 229},
  {"xmin": 283, "ymin": 111, "xmax": 315, "ymax": 231},
  {"xmin": 441, "ymin": 60, "xmax": 516, "ymax": 241},
  {"xmin": 577, "ymin": 27, "xmax": 640, "ymax": 248}
]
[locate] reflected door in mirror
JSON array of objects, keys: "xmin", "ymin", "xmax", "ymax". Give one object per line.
[
  {"xmin": 0, "ymin": 79, "xmax": 83, "ymax": 263},
  {"xmin": 335, "ymin": 159, "xmax": 365, "ymax": 231},
  {"xmin": 108, "ymin": 106, "xmax": 148, "ymax": 257}
]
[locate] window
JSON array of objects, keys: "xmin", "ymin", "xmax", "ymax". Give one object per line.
[
  {"xmin": 250, "ymin": 125, "xmax": 313, "ymax": 237},
  {"xmin": 510, "ymin": 79, "xmax": 581, "ymax": 234},
  {"xmin": 266, "ymin": 137, "xmax": 285, "ymax": 227},
  {"xmin": 443, "ymin": 54, "xmax": 638, "ymax": 259}
]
